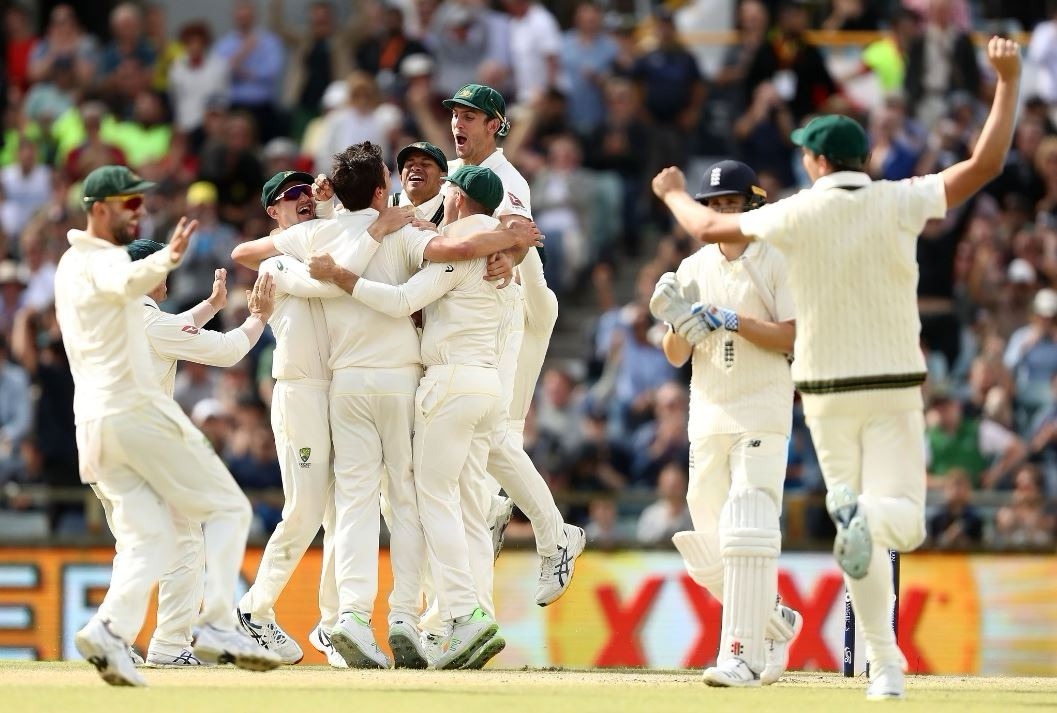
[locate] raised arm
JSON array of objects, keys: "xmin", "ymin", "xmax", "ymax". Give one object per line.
[
  {"xmin": 652, "ymin": 168, "xmax": 747, "ymax": 244},
  {"xmin": 95, "ymin": 218, "xmax": 195, "ymax": 300},
  {"xmin": 941, "ymin": 37, "xmax": 1021, "ymax": 209},
  {"xmin": 178, "ymin": 268, "xmax": 228, "ymax": 327}
]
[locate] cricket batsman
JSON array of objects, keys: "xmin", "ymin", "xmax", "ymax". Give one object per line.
[
  {"xmin": 57, "ymin": 165, "xmax": 280, "ymax": 686},
  {"xmin": 651, "ymin": 38, "xmax": 1022, "ymax": 701},
  {"xmin": 650, "ymin": 160, "xmax": 802, "ymax": 687}
]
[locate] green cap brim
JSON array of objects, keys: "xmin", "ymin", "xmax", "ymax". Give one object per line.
[
  {"xmin": 443, "ymin": 98, "xmax": 486, "ymax": 114},
  {"xmin": 790, "ymin": 128, "xmax": 807, "ymax": 146}
]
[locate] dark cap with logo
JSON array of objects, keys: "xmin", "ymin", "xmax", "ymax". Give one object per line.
[
  {"xmin": 126, "ymin": 239, "xmax": 166, "ymax": 262},
  {"xmin": 443, "ymin": 84, "xmax": 508, "ymax": 136},
  {"xmin": 396, "ymin": 142, "xmax": 448, "ymax": 174},
  {"xmin": 82, "ymin": 165, "xmax": 156, "ymax": 206},
  {"xmin": 261, "ymin": 170, "xmax": 316, "ymax": 209},
  {"xmin": 695, "ymin": 160, "xmax": 767, "ymax": 210},
  {"xmin": 790, "ymin": 115, "xmax": 870, "ymax": 163},
  {"xmin": 445, "ymin": 165, "xmax": 503, "ymax": 215}
]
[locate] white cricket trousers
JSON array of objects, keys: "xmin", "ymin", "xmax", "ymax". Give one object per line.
[
  {"xmin": 77, "ymin": 401, "xmax": 251, "ymax": 643},
  {"xmin": 240, "ymin": 379, "xmax": 339, "ymax": 628},
  {"xmin": 330, "ymin": 366, "xmax": 424, "ymax": 623},
  {"xmin": 415, "ymin": 364, "xmax": 501, "ymax": 621},
  {"xmin": 802, "ymin": 387, "xmax": 927, "ymax": 669}
]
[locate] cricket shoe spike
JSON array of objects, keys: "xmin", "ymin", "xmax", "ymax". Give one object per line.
[
  {"xmin": 330, "ymin": 612, "xmax": 390, "ymax": 669},
  {"xmin": 432, "ymin": 609, "xmax": 499, "ymax": 670},
  {"xmin": 488, "ymin": 496, "xmax": 514, "ymax": 561},
  {"xmin": 826, "ymin": 485, "xmax": 873, "ymax": 579},
  {"xmin": 145, "ymin": 647, "xmax": 211, "ymax": 667},
  {"xmin": 762, "ymin": 605, "xmax": 804, "ymax": 685},
  {"xmin": 308, "ymin": 623, "xmax": 348, "ymax": 668},
  {"xmin": 536, "ymin": 524, "xmax": 587, "ymax": 606},
  {"xmin": 702, "ymin": 657, "xmax": 762, "ymax": 688},
  {"xmin": 192, "ymin": 624, "xmax": 282, "ymax": 671},
  {"xmin": 75, "ymin": 618, "xmax": 146, "ymax": 687},
  {"xmin": 388, "ymin": 620, "xmax": 429, "ymax": 669},
  {"xmin": 866, "ymin": 663, "xmax": 906, "ymax": 701}
]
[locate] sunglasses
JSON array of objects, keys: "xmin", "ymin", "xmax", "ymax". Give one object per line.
[
  {"xmin": 105, "ymin": 194, "xmax": 144, "ymax": 211},
  {"xmin": 273, "ymin": 184, "xmax": 312, "ymax": 204}
]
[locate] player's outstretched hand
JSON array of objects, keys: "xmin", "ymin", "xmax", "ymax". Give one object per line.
[
  {"xmin": 986, "ymin": 36, "xmax": 1021, "ymax": 83},
  {"xmin": 313, "ymin": 174, "xmax": 334, "ymax": 203},
  {"xmin": 649, "ymin": 272, "xmax": 690, "ymax": 324},
  {"xmin": 371, "ymin": 205, "xmax": 415, "ymax": 237},
  {"xmin": 167, "ymin": 217, "xmax": 199, "ymax": 264},
  {"xmin": 208, "ymin": 268, "xmax": 228, "ymax": 309},
  {"xmin": 652, "ymin": 167, "xmax": 686, "ymax": 200},
  {"xmin": 509, "ymin": 220, "xmax": 543, "ymax": 250},
  {"xmin": 247, "ymin": 272, "xmax": 276, "ymax": 321},
  {"xmin": 485, "ymin": 251, "xmax": 514, "ymax": 288},
  {"xmin": 308, "ymin": 253, "xmax": 339, "ymax": 282}
]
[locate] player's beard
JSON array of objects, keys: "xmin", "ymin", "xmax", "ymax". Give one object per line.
[{"xmin": 111, "ymin": 211, "xmax": 139, "ymax": 246}]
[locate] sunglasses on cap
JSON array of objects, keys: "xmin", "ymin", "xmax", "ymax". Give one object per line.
[
  {"xmin": 104, "ymin": 194, "xmax": 145, "ymax": 211},
  {"xmin": 273, "ymin": 184, "xmax": 313, "ymax": 204}
]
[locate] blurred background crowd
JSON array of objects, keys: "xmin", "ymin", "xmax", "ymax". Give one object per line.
[{"xmin": 0, "ymin": 0, "xmax": 1056, "ymax": 553}]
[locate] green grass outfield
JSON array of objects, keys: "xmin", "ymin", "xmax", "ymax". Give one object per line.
[{"xmin": 3, "ymin": 661, "xmax": 1056, "ymax": 713}]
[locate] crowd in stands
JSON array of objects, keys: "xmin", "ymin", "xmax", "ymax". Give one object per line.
[{"xmin": 0, "ymin": 0, "xmax": 1056, "ymax": 551}]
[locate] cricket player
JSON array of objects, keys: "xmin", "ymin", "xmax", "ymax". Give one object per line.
[
  {"xmin": 57, "ymin": 165, "xmax": 280, "ymax": 687},
  {"xmin": 117, "ymin": 242, "xmax": 276, "ymax": 668},
  {"xmin": 650, "ymin": 38, "xmax": 1022, "ymax": 701},
  {"xmin": 392, "ymin": 141, "xmax": 447, "ymax": 225},
  {"xmin": 233, "ymin": 170, "xmax": 379, "ymax": 668},
  {"xmin": 233, "ymin": 142, "xmax": 538, "ymax": 669},
  {"xmin": 650, "ymin": 160, "xmax": 802, "ymax": 687},
  {"xmin": 445, "ymin": 83, "xmax": 586, "ymax": 605},
  {"xmin": 307, "ymin": 164, "xmax": 512, "ymax": 670}
]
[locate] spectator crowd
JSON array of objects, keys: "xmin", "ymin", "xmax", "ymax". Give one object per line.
[{"xmin": 0, "ymin": 0, "xmax": 1055, "ymax": 552}]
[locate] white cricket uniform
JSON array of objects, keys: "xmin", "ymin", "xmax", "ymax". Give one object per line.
[
  {"xmin": 449, "ymin": 149, "xmax": 567, "ymax": 558},
  {"xmin": 55, "ymin": 230, "xmax": 251, "ymax": 644},
  {"xmin": 271, "ymin": 211, "xmax": 437, "ymax": 625},
  {"xmin": 236, "ymin": 221, "xmax": 379, "ymax": 632},
  {"xmin": 739, "ymin": 171, "xmax": 949, "ymax": 670},
  {"xmin": 351, "ymin": 213, "xmax": 507, "ymax": 620},
  {"xmin": 131, "ymin": 299, "xmax": 253, "ymax": 654},
  {"xmin": 671, "ymin": 240, "xmax": 795, "ymax": 673},
  {"xmin": 394, "ymin": 190, "xmax": 445, "ymax": 225}
]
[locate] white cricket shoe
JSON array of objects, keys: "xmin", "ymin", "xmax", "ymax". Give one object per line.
[
  {"xmin": 235, "ymin": 607, "xmax": 303, "ymax": 664},
  {"xmin": 461, "ymin": 632, "xmax": 506, "ymax": 670},
  {"xmin": 702, "ymin": 658, "xmax": 762, "ymax": 688},
  {"xmin": 826, "ymin": 485, "xmax": 873, "ymax": 579},
  {"xmin": 488, "ymin": 496, "xmax": 514, "ymax": 561},
  {"xmin": 536, "ymin": 524, "xmax": 587, "ymax": 606},
  {"xmin": 330, "ymin": 612, "xmax": 389, "ymax": 669},
  {"xmin": 866, "ymin": 663, "xmax": 905, "ymax": 701},
  {"xmin": 75, "ymin": 618, "xmax": 146, "ymax": 687},
  {"xmin": 192, "ymin": 624, "xmax": 282, "ymax": 671},
  {"xmin": 433, "ymin": 609, "xmax": 499, "ymax": 670},
  {"xmin": 308, "ymin": 624, "xmax": 348, "ymax": 668},
  {"xmin": 145, "ymin": 647, "xmax": 210, "ymax": 667},
  {"xmin": 388, "ymin": 620, "xmax": 428, "ymax": 669},
  {"xmin": 761, "ymin": 605, "xmax": 804, "ymax": 685}
]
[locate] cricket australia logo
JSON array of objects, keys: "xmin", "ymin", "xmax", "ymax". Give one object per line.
[{"xmin": 299, "ymin": 447, "xmax": 312, "ymax": 468}]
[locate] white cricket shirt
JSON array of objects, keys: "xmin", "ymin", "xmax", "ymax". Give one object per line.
[
  {"xmin": 272, "ymin": 209, "xmax": 437, "ymax": 370},
  {"xmin": 509, "ymin": 247, "xmax": 558, "ymax": 421},
  {"xmin": 739, "ymin": 171, "xmax": 947, "ymax": 395},
  {"xmin": 141, "ymin": 297, "xmax": 252, "ymax": 397},
  {"xmin": 54, "ymin": 230, "xmax": 177, "ymax": 423},
  {"xmin": 674, "ymin": 241, "xmax": 795, "ymax": 438},
  {"xmin": 352, "ymin": 214, "xmax": 507, "ymax": 368},
  {"xmin": 396, "ymin": 190, "xmax": 445, "ymax": 224}
]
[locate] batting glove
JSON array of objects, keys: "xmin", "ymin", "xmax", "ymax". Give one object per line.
[
  {"xmin": 672, "ymin": 303, "xmax": 739, "ymax": 346},
  {"xmin": 649, "ymin": 272, "xmax": 692, "ymax": 325}
]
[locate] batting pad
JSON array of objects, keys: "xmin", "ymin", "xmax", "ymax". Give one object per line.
[
  {"xmin": 672, "ymin": 530, "xmax": 724, "ymax": 600},
  {"xmin": 719, "ymin": 489, "xmax": 781, "ymax": 674}
]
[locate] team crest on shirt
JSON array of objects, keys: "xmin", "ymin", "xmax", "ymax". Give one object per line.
[
  {"xmin": 181, "ymin": 325, "xmax": 199, "ymax": 335},
  {"xmin": 299, "ymin": 447, "xmax": 312, "ymax": 467},
  {"xmin": 507, "ymin": 192, "xmax": 525, "ymax": 209}
]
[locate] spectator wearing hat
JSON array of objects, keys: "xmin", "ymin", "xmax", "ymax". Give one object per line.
[
  {"xmin": 168, "ymin": 182, "xmax": 238, "ymax": 316},
  {"xmin": 168, "ymin": 22, "xmax": 230, "ymax": 141},
  {"xmin": 262, "ymin": 137, "xmax": 308, "ymax": 178},
  {"xmin": 268, "ymin": 0, "xmax": 356, "ymax": 139}
]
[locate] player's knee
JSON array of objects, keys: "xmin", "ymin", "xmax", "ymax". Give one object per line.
[{"xmin": 719, "ymin": 488, "xmax": 782, "ymax": 558}]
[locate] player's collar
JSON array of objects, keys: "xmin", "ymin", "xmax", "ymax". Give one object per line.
[
  {"xmin": 142, "ymin": 296, "xmax": 160, "ymax": 310},
  {"xmin": 67, "ymin": 229, "xmax": 123, "ymax": 249},
  {"xmin": 478, "ymin": 149, "xmax": 507, "ymax": 171},
  {"xmin": 811, "ymin": 171, "xmax": 871, "ymax": 192}
]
